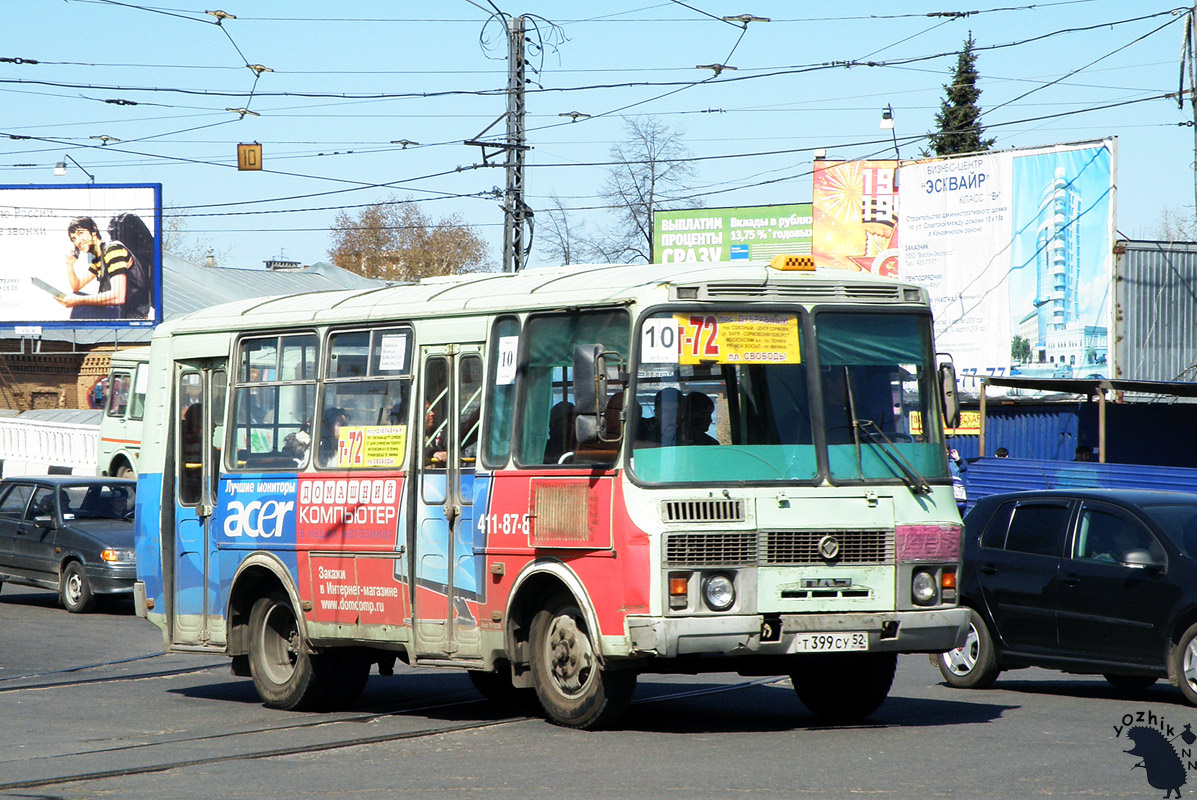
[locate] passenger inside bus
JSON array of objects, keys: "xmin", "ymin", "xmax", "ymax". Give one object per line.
[
  {"xmin": 424, "ymin": 402, "xmax": 448, "ymax": 465},
  {"xmin": 180, "ymin": 401, "xmax": 203, "ymax": 500},
  {"xmin": 543, "ymin": 400, "xmax": 575, "ymax": 464},
  {"xmin": 679, "ymin": 391, "xmax": 718, "ymax": 446},
  {"xmin": 318, "ymin": 406, "xmax": 349, "ymax": 467}
]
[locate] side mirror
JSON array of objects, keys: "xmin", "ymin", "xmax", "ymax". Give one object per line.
[
  {"xmin": 938, "ymin": 356, "xmax": 960, "ymax": 429},
  {"xmin": 1121, "ymin": 549, "xmax": 1164, "ymax": 571},
  {"xmin": 575, "ymin": 414, "xmax": 600, "ymax": 447},
  {"xmin": 573, "ymin": 344, "xmax": 605, "ymax": 415},
  {"xmin": 33, "ymin": 514, "xmax": 55, "ymax": 529}
]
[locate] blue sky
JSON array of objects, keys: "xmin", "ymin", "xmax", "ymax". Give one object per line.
[{"xmin": 2, "ymin": 0, "xmax": 1191, "ymax": 271}]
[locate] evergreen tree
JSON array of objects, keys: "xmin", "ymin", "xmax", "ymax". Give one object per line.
[{"xmin": 926, "ymin": 34, "xmax": 995, "ymax": 155}]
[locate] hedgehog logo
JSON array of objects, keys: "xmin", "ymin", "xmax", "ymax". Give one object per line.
[{"xmin": 1115, "ymin": 711, "xmax": 1197, "ymax": 798}]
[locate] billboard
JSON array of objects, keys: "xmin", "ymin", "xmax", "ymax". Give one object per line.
[
  {"xmin": 812, "ymin": 159, "xmax": 900, "ymax": 277},
  {"xmin": 0, "ymin": 184, "xmax": 161, "ymax": 327},
  {"xmin": 652, "ymin": 203, "xmax": 811, "ymax": 264},
  {"xmin": 898, "ymin": 140, "xmax": 1116, "ymax": 393}
]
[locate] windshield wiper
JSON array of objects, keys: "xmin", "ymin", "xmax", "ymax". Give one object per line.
[
  {"xmin": 841, "ymin": 366, "xmax": 931, "ymax": 496},
  {"xmin": 853, "ymin": 419, "xmax": 933, "ymax": 495}
]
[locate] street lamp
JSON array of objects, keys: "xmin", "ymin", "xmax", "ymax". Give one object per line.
[
  {"xmin": 54, "ymin": 154, "xmax": 94, "ymax": 183},
  {"xmin": 880, "ymin": 104, "xmax": 900, "ymax": 160}
]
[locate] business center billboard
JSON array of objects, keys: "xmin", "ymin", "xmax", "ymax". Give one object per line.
[
  {"xmin": 898, "ymin": 140, "xmax": 1116, "ymax": 392},
  {"xmin": 0, "ymin": 184, "xmax": 161, "ymax": 327}
]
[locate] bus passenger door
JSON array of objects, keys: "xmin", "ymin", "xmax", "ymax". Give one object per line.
[
  {"xmin": 172, "ymin": 362, "xmax": 227, "ymax": 647},
  {"xmin": 411, "ymin": 345, "xmax": 484, "ymax": 661}
]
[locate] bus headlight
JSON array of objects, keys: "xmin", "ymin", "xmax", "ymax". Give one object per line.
[
  {"xmin": 702, "ymin": 573, "xmax": 736, "ymax": 612},
  {"xmin": 911, "ymin": 569, "xmax": 938, "ymax": 606}
]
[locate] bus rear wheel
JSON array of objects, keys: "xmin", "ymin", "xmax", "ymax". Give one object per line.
[
  {"xmin": 790, "ymin": 652, "xmax": 896, "ymax": 722},
  {"xmin": 529, "ymin": 596, "xmax": 636, "ymax": 729},
  {"xmin": 248, "ymin": 591, "xmax": 328, "ymax": 711}
]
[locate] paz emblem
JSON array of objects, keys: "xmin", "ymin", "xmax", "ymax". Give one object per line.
[{"xmin": 818, "ymin": 534, "xmax": 840, "ymax": 560}]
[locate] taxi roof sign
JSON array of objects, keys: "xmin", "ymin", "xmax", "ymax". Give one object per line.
[{"xmin": 769, "ymin": 254, "xmax": 815, "ymax": 271}]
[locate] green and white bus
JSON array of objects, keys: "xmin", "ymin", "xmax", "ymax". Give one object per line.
[{"xmin": 133, "ymin": 257, "xmax": 967, "ymax": 729}]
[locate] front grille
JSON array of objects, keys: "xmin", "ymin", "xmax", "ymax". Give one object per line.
[
  {"xmin": 664, "ymin": 529, "xmax": 893, "ymax": 567},
  {"xmin": 765, "ymin": 530, "xmax": 892, "ymax": 564},
  {"xmin": 665, "ymin": 532, "xmax": 757, "ymax": 566},
  {"xmin": 662, "ymin": 499, "xmax": 745, "ymax": 523}
]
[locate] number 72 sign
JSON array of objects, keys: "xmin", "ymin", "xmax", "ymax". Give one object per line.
[{"xmin": 641, "ymin": 313, "xmax": 801, "ymax": 365}]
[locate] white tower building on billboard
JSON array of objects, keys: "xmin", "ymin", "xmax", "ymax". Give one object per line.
[{"xmin": 1030, "ymin": 166, "xmax": 1107, "ymax": 376}]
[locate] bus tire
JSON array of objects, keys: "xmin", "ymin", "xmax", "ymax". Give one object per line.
[
  {"xmin": 791, "ymin": 651, "xmax": 896, "ymax": 722},
  {"xmin": 248, "ymin": 591, "xmax": 328, "ymax": 711},
  {"xmin": 60, "ymin": 561, "xmax": 95, "ymax": 614},
  {"xmin": 529, "ymin": 596, "xmax": 636, "ymax": 729},
  {"xmin": 115, "ymin": 463, "xmax": 135, "ymax": 479}
]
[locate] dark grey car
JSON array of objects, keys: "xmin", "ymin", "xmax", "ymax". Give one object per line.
[{"xmin": 0, "ymin": 476, "xmax": 136, "ymax": 613}]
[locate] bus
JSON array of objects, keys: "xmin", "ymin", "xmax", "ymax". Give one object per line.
[
  {"xmin": 98, "ymin": 346, "xmax": 151, "ymax": 478},
  {"xmin": 133, "ymin": 257, "xmax": 968, "ymax": 729}
]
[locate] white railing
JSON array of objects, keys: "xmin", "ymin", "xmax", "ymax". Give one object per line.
[{"xmin": 0, "ymin": 417, "xmax": 100, "ymax": 477}]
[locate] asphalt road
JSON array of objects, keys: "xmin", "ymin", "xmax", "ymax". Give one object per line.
[{"xmin": 1, "ymin": 583, "xmax": 1191, "ymax": 800}]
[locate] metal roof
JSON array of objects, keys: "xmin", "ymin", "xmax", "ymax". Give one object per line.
[
  {"xmin": 12, "ymin": 408, "xmax": 103, "ymax": 425},
  {"xmin": 158, "ymin": 260, "xmax": 924, "ymax": 335},
  {"xmin": 983, "ymin": 375, "xmax": 1197, "ymax": 399},
  {"xmin": 26, "ymin": 253, "xmax": 388, "ymax": 345}
]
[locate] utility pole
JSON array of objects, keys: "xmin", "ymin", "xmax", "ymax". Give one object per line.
[
  {"xmin": 1190, "ymin": 4, "xmax": 1197, "ymax": 220},
  {"xmin": 503, "ymin": 15, "xmax": 530, "ymax": 273},
  {"xmin": 465, "ymin": 14, "xmax": 532, "ymax": 273}
]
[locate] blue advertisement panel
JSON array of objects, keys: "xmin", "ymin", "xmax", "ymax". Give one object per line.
[
  {"xmin": 0, "ymin": 184, "xmax": 162, "ymax": 327},
  {"xmin": 898, "ymin": 140, "xmax": 1116, "ymax": 394}
]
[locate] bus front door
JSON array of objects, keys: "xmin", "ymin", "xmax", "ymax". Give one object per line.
[
  {"xmin": 171, "ymin": 362, "xmax": 227, "ymax": 647},
  {"xmin": 411, "ymin": 346, "xmax": 484, "ymax": 661}
]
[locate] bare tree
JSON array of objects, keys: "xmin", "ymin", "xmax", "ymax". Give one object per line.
[
  {"xmin": 594, "ymin": 117, "xmax": 700, "ymax": 263},
  {"xmin": 540, "ymin": 194, "xmax": 586, "ymax": 265},
  {"xmin": 329, "ymin": 198, "xmax": 492, "ymax": 281},
  {"xmin": 1154, "ymin": 208, "xmax": 1197, "ymax": 242},
  {"xmin": 161, "ymin": 210, "xmax": 230, "ymax": 266}
]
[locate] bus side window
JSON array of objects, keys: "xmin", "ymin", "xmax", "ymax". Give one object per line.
[
  {"xmin": 230, "ymin": 333, "xmax": 317, "ymax": 470},
  {"xmin": 107, "ymin": 371, "xmax": 131, "ymax": 417},
  {"xmin": 482, "ymin": 316, "xmax": 519, "ymax": 468},
  {"xmin": 515, "ymin": 309, "xmax": 629, "ymax": 467},
  {"xmin": 319, "ymin": 326, "xmax": 412, "ymax": 470}
]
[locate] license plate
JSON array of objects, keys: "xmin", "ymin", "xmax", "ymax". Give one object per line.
[{"xmin": 793, "ymin": 632, "xmax": 868, "ymax": 652}]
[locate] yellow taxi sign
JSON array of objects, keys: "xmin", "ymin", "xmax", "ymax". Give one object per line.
[{"xmin": 769, "ymin": 254, "xmax": 814, "ymax": 271}]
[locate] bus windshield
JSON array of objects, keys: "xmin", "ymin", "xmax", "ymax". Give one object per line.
[{"xmin": 629, "ymin": 309, "xmax": 947, "ymax": 485}]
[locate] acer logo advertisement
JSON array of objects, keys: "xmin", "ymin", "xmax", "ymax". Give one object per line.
[
  {"xmin": 222, "ymin": 499, "xmax": 293, "ymax": 538},
  {"xmin": 215, "ymin": 479, "xmax": 298, "ymax": 544}
]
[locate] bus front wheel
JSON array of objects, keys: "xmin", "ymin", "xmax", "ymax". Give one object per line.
[
  {"xmin": 248, "ymin": 591, "xmax": 328, "ymax": 710},
  {"xmin": 790, "ymin": 652, "xmax": 896, "ymax": 722},
  {"xmin": 529, "ymin": 596, "xmax": 636, "ymax": 729}
]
